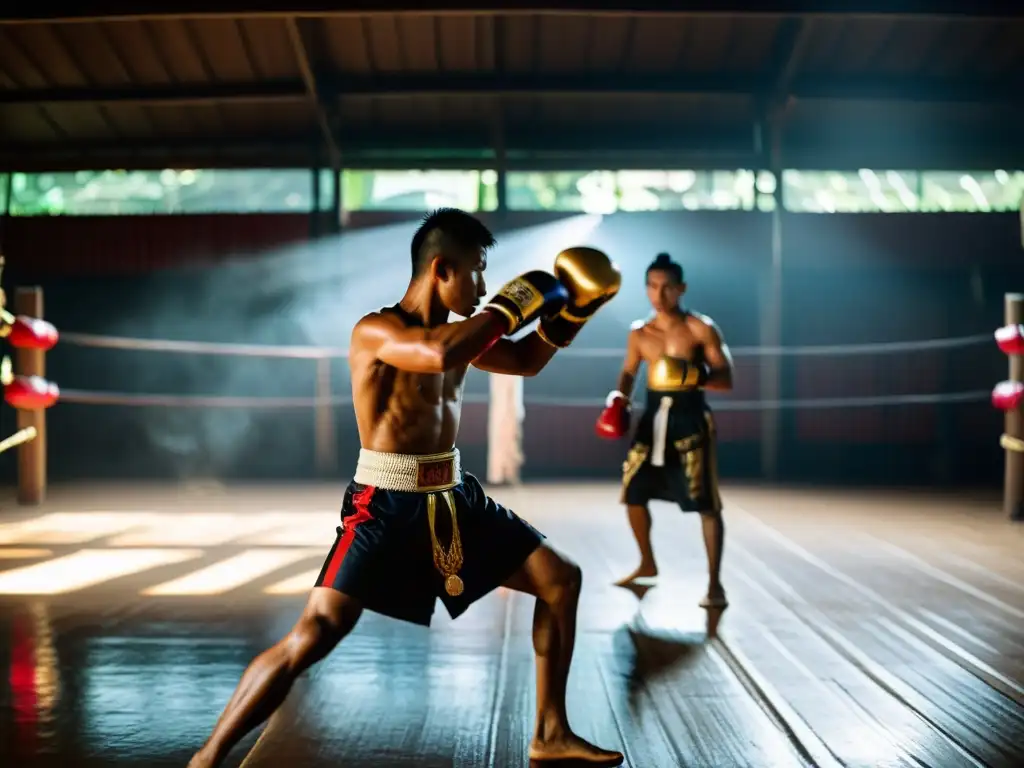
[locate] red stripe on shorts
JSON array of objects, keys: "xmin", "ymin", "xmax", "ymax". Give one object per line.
[{"xmin": 321, "ymin": 485, "xmax": 376, "ymax": 587}]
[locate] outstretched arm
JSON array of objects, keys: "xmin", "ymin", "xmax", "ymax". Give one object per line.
[
  {"xmin": 471, "ymin": 332, "xmax": 557, "ymax": 377},
  {"xmin": 595, "ymin": 328, "xmax": 641, "ymax": 439},
  {"xmin": 615, "ymin": 329, "xmax": 643, "ymax": 400},
  {"xmin": 701, "ymin": 320, "xmax": 734, "ymax": 392},
  {"xmin": 354, "ymin": 269, "xmax": 573, "ymax": 374},
  {"xmin": 352, "ymin": 311, "xmax": 505, "ymax": 374}
]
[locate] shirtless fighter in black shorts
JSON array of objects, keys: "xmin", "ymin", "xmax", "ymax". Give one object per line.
[
  {"xmin": 596, "ymin": 253, "xmax": 734, "ymax": 609},
  {"xmin": 188, "ymin": 208, "xmax": 624, "ymax": 767}
]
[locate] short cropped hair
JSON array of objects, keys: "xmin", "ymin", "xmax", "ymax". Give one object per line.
[
  {"xmin": 410, "ymin": 208, "xmax": 496, "ymax": 275},
  {"xmin": 646, "ymin": 252, "xmax": 684, "ymax": 283}
]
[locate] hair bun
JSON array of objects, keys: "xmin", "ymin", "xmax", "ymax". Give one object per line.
[{"xmin": 654, "ymin": 252, "xmax": 672, "ymax": 266}]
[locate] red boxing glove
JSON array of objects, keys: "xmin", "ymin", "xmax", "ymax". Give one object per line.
[
  {"xmin": 4, "ymin": 375, "xmax": 59, "ymax": 410},
  {"xmin": 996, "ymin": 324, "xmax": 1024, "ymax": 356},
  {"xmin": 6, "ymin": 316, "xmax": 59, "ymax": 351},
  {"xmin": 596, "ymin": 391, "xmax": 630, "ymax": 439},
  {"xmin": 992, "ymin": 380, "xmax": 1024, "ymax": 412}
]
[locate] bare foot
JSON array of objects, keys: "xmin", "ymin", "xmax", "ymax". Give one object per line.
[
  {"xmin": 530, "ymin": 733, "xmax": 624, "ymax": 765},
  {"xmin": 699, "ymin": 585, "xmax": 728, "ymax": 609},
  {"xmin": 613, "ymin": 563, "xmax": 657, "ymax": 587},
  {"xmin": 704, "ymin": 605, "xmax": 726, "ymax": 639}
]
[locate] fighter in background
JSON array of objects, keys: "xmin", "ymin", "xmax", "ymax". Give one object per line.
[{"xmin": 597, "ymin": 253, "xmax": 734, "ymax": 608}]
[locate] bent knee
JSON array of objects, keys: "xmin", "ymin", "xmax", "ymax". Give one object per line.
[
  {"xmin": 280, "ymin": 616, "xmax": 336, "ymax": 671},
  {"xmin": 542, "ymin": 556, "xmax": 583, "ymax": 606},
  {"xmin": 282, "ymin": 590, "xmax": 360, "ymax": 670}
]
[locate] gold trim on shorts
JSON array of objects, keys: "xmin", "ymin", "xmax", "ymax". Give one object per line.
[
  {"xmin": 620, "ymin": 443, "xmax": 649, "ymax": 504},
  {"xmin": 676, "ymin": 433, "xmax": 705, "ymax": 501},
  {"xmin": 413, "ymin": 454, "xmax": 463, "ymax": 596},
  {"xmin": 353, "ymin": 449, "xmax": 464, "ymax": 596},
  {"xmin": 426, "ymin": 491, "xmax": 464, "ymax": 597}
]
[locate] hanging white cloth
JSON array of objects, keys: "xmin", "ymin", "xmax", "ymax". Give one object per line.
[{"xmin": 487, "ymin": 373, "xmax": 525, "ymax": 484}]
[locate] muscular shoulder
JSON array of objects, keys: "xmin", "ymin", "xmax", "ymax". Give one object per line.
[
  {"xmin": 354, "ymin": 308, "xmax": 405, "ymax": 333},
  {"xmin": 350, "ymin": 309, "xmax": 405, "ymax": 350},
  {"xmin": 627, "ymin": 318, "xmax": 650, "ymax": 348},
  {"xmin": 687, "ymin": 311, "xmax": 724, "ymax": 341},
  {"xmin": 629, "ymin": 314, "xmax": 654, "ymax": 332}
]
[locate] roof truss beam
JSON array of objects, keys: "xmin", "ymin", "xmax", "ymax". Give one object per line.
[
  {"xmin": 2, "ymin": 2, "xmax": 1022, "ymax": 24},
  {"xmin": 4, "ymin": 126, "xmax": 1022, "ymax": 173},
  {"xmin": 2, "ymin": 73, "xmax": 1020, "ymax": 107},
  {"xmin": 283, "ymin": 17, "xmax": 339, "ymax": 166},
  {"xmin": 766, "ymin": 17, "xmax": 814, "ymax": 103}
]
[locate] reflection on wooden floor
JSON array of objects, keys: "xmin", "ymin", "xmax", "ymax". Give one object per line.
[{"xmin": 1, "ymin": 482, "xmax": 1022, "ymax": 767}]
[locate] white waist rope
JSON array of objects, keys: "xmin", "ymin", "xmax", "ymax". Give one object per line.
[
  {"xmin": 353, "ymin": 448, "xmax": 462, "ymax": 491},
  {"xmin": 651, "ymin": 397, "xmax": 672, "ymax": 467}
]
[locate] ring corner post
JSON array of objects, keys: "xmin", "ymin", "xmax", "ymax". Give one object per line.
[
  {"xmin": 1004, "ymin": 292, "xmax": 1024, "ymax": 521},
  {"xmin": 14, "ymin": 286, "xmax": 46, "ymax": 506}
]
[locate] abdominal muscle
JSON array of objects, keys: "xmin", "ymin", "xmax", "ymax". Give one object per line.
[{"xmin": 353, "ymin": 365, "xmax": 465, "ymax": 455}]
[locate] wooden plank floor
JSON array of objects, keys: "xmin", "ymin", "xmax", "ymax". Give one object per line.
[{"xmin": 0, "ymin": 482, "xmax": 1022, "ymax": 767}]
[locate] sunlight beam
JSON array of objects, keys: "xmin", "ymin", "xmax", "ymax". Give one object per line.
[
  {"xmin": 143, "ymin": 549, "xmax": 320, "ymax": 596},
  {"xmin": 0, "ymin": 549, "xmax": 202, "ymax": 595}
]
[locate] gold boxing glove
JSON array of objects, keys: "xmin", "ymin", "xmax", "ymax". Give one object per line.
[{"xmin": 537, "ymin": 247, "xmax": 621, "ymax": 348}]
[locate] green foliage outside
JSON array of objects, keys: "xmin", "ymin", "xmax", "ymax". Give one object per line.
[{"xmin": 1, "ymin": 168, "xmax": 1020, "ymax": 217}]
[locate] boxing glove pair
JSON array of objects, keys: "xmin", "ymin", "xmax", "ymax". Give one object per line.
[
  {"xmin": 483, "ymin": 247, "xmax": 621, "ymax": 344},
  {"xmin": 596, "ymin": 362, "xmax": 711, "ymax": 440}
]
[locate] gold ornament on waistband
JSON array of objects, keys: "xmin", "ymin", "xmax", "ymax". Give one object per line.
[
  {"xmin": 445, "ymin": 574, "xmax": 464, "ymax": 597},
  {"xmin": 415, "ymin": 453, "xmax": 458, "ymax": 491},
  {"xmin": 427, "ymin": 491, "xmax": 465, "ymax": 597}
]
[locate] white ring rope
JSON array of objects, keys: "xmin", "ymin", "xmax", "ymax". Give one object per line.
[
  {"xmin": 61, "ymin": 332, "xmax": 345, "ymax": 359},
  {"xmin": 59, "ymin": 390, "xmax": 990, "ymax": 411},
  {"xmin": 492, "ymin": 392, "xmax": 993, "ymax": 410},
  {"xmin": 52, "ymin": 329, "xmax": 994, "ymax": 412},
  {"xmin": 59, "ymin": 390, "xmax": 352, "ymax": 409},
  {"xmin": 59, "ymin": 331, "xmax": 993, "ymax": 360},
  {"xmin": 553, "ymin": 334, "xmax": 995, "ymax": 357}
]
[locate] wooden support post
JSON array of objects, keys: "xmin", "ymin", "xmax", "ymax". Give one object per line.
[
  {"xmin": 313, "ymin": 357, "xmax": 336, "ymax": 477},
  {"xmin": 492, "ymin": 16, "xmax": 508, "ymax": 218},
  {"xmin": 1004, "ymin": 292, "xmax": 1024, "ymax": 521},
  {"xmin": 329, "ymin": 163, "xmax": 342, "ymax": 233},
  {"xmin": 310, "ymin": 163, "xmax": 322, "ymax": 238},
  {"xmin": 15, "ymin": 287, "xmax": 46, "ymax": 505},
  {"xmin": 759, "ymin": 117, "xmax": 784, "ymax": 480}
]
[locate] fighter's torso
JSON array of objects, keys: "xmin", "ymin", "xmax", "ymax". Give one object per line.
[
  {"xmin": 350, "ymin": 308, "xmax": 468, "ymax": 454},
  {"xmin": 635, "ymin": 311, "xmax": 709, "ymax": 379},
  {"xmin": 635, "ymin": 311, "xmax": 712, "ymax": 411}
]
